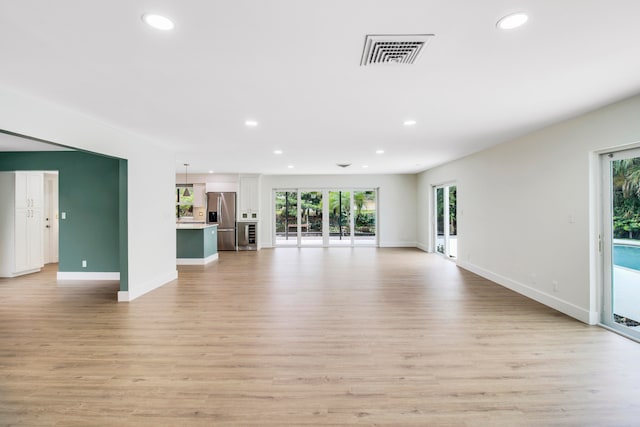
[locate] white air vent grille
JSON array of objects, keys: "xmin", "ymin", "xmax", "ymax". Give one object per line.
[{"xmin": 360, "ymin": 34, "xmax": 433, "ymax": 66}]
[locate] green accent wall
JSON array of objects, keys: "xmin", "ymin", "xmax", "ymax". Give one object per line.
[{"xmin": 0, "ymin": 151, "xmax": 124, "ymax": 278}]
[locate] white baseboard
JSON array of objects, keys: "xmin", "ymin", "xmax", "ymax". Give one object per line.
[
  {"xmin": 2, "ymin": 267, "xmax": 41, "ymax": 278},
  {"xmin": 262, "ymin": 243, "xmax": 420, "ymax": 249},
  {"xmin": 57, "ymin": 271, "xmax": 120, "ymax": 281},
  {"xmin": 379, "ymin": 241, "xmax": 417, "ymax": 248},
  {"xmin": 177, "ymin": 253, "xmax": 219, "ymax": 265},
  {"xmin": 119, "ymin": 269, "xmax": 178, "ymax": 302},
  {"xmin": 457, "ymin": 260, "xmax": 597, "ymax": 325}
]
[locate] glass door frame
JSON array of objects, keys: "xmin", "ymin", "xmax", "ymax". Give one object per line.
[
  {"xmin": 328, "ymin": 190, "xmax": 354, "ymax": 247},
  {"xmin": 300, "ymin": 189, "xmax": 324, "ymax": 247},
  {"xmin": 601, "ymin": 147, "xmax": 640, "ymax": 341},
  {"xmin": 433, "ymin": 183, "xmax": 457, "ymax": 259},
  {"xmin": 273, "ymin": 189, "xmax": 300, "ymax": 247},
  {"xmin": 273, "ymin": 187, "xmax": 378, "ymax": 248}
]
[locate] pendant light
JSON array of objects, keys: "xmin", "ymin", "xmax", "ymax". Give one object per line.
[{"xmin": 183, "ymin": 163, "xmax": 191, "ymax": 197}]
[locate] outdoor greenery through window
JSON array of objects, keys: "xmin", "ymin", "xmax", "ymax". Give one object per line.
[
  {"xmin": 606, "ymin": 153, "xmax": 640, "ymax": 336},
  {"xmin": 176, "ymin": 185, "xmax": 194, "ymax": 218},
  {"xmin": 274, "ymin": 188, "xmax": 377, "ymax": 247},
  {"xmin": 354, "ymin": 191, "xmax": 376, "ymax": 239},
  {"xmin": 329, "ymin": 191, "xmax": 351, "ymax": 241},
  {"xmin": 435, "ymin": 185, "xmax": 457, "ymax": 258},
  {"xmin": 612, "ymin": 158, "xmax": 640, "ymax": 239},
  {"xmin": 275, "ymin": 191, "xmax": 298, "ymax": 245}
]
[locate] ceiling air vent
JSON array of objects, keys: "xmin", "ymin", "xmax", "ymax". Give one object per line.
[{"xmin": 360, "ymin": 34, "xmax": 434, "ymax": 66}]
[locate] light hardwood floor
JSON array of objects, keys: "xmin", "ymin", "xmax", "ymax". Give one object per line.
[{"xmin": 1, "ymin": 248, "xmax": 639, "ymax": 426}]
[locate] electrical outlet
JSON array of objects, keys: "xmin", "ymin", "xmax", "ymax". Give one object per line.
[
  {"xmin": 82, "ymin": 260, "xmax": 87, "ymax": 268},
  {"xmin": 530, "ymin": 273, "xmax": 537, "ymax": 284},
  {"xmin": 61, "ymin": 212, "xmax": 66, "ymax": 219},
  {"xmin": 552, "ymin": 280, "xmax": 559, "ymax": 292}
]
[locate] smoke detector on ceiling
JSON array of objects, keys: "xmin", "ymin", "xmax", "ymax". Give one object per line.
[{"xmin": 360, "ymin": 34, "xmax": 434, "ymax": 66}]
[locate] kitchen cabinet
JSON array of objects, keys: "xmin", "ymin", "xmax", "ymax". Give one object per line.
[
  {"xmin": 192, "ymin": 183, "xmax": 206, "ymax": 207},
  {"xmin": 238, "ymin": 175, "xmax": 260, "ymax": 220},
  {"xmin": 0, "ymin": 172, "xmax": 44, "ymax": 277},
  {"xmin": 15, "ymin": 171, "xmax": 43, "ymax": 209}
]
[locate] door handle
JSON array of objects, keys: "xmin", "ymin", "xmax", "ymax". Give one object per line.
[{"xmin": 598, "ymin": 234, "xmax": 603, "ymax": 253}]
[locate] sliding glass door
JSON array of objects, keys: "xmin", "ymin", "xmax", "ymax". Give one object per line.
[
  {"xmin": 274, "ymin": 188, "xmax": 377, "ymax": 247},
  {"xmin": 434, "ymin": 184, "xmax": 457, "ymax": 259},
  {"xmin": 329, "ymin": 191, "xmax": 351, "ymax": 246},
  {"xmin": 602, "ymin": 148, "xmax": 640, "ymax": 340},
  {"xmin": 274, "ymin": 191, "xmax": 298, "ymax": 246},
  {"xmin": 300, "ymin": 191, "xmax": 323, "ymax": 246},
  {"xmin": 354, "ymin": 190, "xmax": 377, "ymax": 246}
]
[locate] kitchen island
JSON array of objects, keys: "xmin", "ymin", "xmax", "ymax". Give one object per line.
[{"xmin": 176, "ymin": 223, "xmax": 219, "ymax": 265}]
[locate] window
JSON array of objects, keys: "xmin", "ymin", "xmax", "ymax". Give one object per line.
[
  {"xmin": 354, "ymin": 190, "xmax": 377, "ymax": 246},
  {"xmin": 176, "ymin": 185, "xmax": 194, "ymax": 219},
  {"xmin": 274, "ymin": 188, "xmax": 377, "ymax": 247},
  {"xmin": 274, "ymin": 191, "xmax": 298, "ymax": 246}
]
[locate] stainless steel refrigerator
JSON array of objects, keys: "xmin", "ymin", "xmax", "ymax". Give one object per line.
[{"xmin": 206, "ymin": 192, "xmax": 237, "ymax": 250}]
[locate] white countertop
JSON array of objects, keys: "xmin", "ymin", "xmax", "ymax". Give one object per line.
[{"xmin": 176, "ymin": 223, "xmax": 218, "ymax": 230}]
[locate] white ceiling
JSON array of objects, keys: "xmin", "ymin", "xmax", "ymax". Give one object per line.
[
  {"xmin": 0, "ymin": 132, "xmax": 73, "ymax": 152},
  {"xmin": 1, "ymin": 1, "xmax": 640, "ymax": 174}
]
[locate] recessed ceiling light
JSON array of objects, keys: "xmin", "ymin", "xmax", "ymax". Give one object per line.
[
  {"xmin": 273, "ymin": 150, "xmax": 283, "ymax": 155},
  {"xmin": 287, "ymin": 165, "xmax": 294, "ymax": 169},
  {"xmin": 362, "ymin": 165, "xmax": 369, "ymax": 168},
  {"xmin": 142, "ymin": 14, "xmax": 175, "ymax": 31},
  {"xmin": 208, "ymin": 170, "xmax": 214, "ymax": 174},
  {"xmin": 376, "ymin": 150, "xmax": 385, "ymax": 154},
  {"xmin": 403, "ymin": 120, "xmax": 417, "ymax": 126},
  {"xmin": 245, "ymin": 120, "xmax": 258, "ymax": 127},
  {"xmin": 496, "ymin": 12, "xmax": 529, "ymax": 30}
]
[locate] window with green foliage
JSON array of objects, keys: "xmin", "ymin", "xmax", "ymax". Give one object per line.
[
  {"xmin": 275, "ymin": 191, "xmax": 298, "ymax": 241},
  {"xmin": 176, "ymin": 186, "xmax": 194, "ymax": 218},
  {"xmin": 612, "ymin": 158, "xmax": 640, "ymax": 239}
]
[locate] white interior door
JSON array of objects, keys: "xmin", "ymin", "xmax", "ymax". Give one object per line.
[{"xmin": 44, "ymin": 173, "xmax": 59, "ymax": 264}]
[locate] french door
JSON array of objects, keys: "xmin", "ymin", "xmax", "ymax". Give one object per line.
[
  {"xmin": 274, "ymin": 191, "xmax": 298, "ymax": 246},
  {"xmin": 274, "ymin": 188, "xmax": 377, "ymax": 247},
  {"xmin": 434, "ymin": 184, "xmax": 457, "ymax": 259},
  {"xmin": 602, "ymin": 148, "xmax": 640, "ymax": 340}
]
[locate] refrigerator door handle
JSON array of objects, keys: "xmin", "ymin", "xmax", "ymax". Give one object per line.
[{"xmin": 217, "ymin": 196, "xmax": 222, "ymax": 223}]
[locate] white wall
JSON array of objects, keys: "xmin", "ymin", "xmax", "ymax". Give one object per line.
[
  {"xmin": 260, "ymin": 174, "xmax": 417, "ymax": 248},
  {"xmin": 0, "ymin": 85, "xmax": 177, "ymax": 301},
  {"xmin": 417, "ymin": 93, "xmax": 640, "ymax": 324}
]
